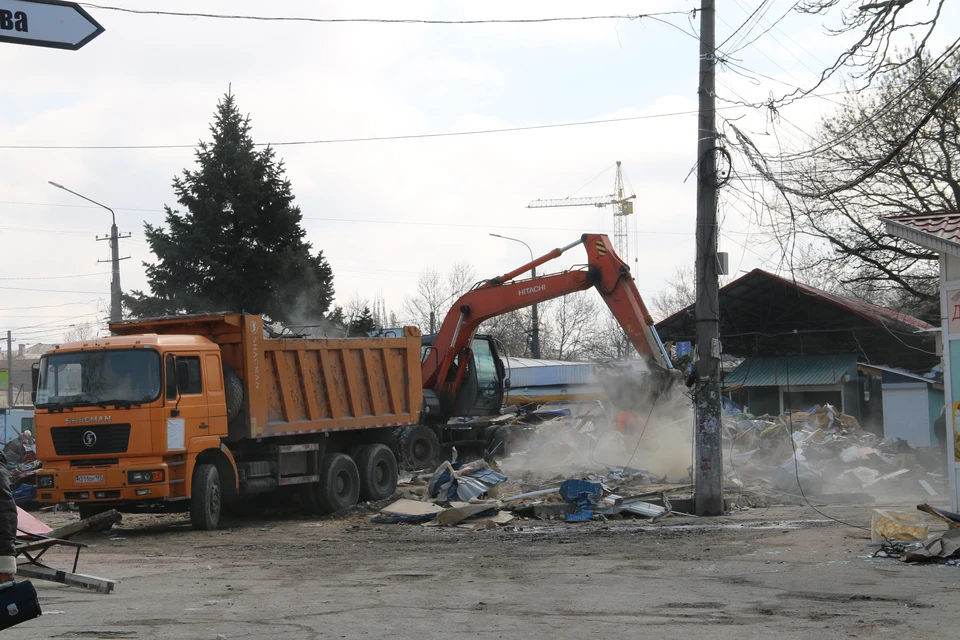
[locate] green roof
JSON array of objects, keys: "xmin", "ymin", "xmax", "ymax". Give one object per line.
[{"xmin": 724, "ymin": 355, "xmax": 858, "ymax": 389}]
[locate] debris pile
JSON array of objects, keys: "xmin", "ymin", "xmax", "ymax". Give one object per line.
[
  {"xmin": 373, "ymin": 453, "xmax": 694, "ymax": 529},
  {"xmin": 724, "ymin": 404, "xmax": 947, "ymax": 502}
]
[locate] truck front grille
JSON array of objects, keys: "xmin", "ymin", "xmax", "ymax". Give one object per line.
[{"xmin": 51, "ymin": 425, "xmax": 131, "ymax": 456}]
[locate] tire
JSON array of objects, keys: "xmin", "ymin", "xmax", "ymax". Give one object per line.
[
  {"xmin": 190, "ymin": 463, "xmax": 222, "ymax": 530},
  {"xmin": 78, "ymin": 505, "xmax": 111, "ymax": 521},
  {"xmin": 488, "ymin": 425, "xmax": 521, "ymax": 459},
  {"xmin": 396, "ymin": 425, "xmax": 441, "ymax": 470},
  {"xmin": 223, "ymin": 364, "xmax": 244, "ymax": 423},
  {"xmin": 355, "ymin": 444, "xmax": 399, "ymax": 502},
  {"xmin": 311, "ymin": 453, "xmax": 360, "ymax": 514}
]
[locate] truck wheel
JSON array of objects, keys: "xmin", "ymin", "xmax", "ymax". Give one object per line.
[
  {"xmin": 355, "ymin": 444, "xmax": 398, "ymax": 502},
  {"xmin": 190, "ymin": 463, "xmax": 222, "ymax": 531},
  {"xmin": 223, "ymin": 364, "xmax": 244, "ymax": 423},
  {"xmin": 396, "ymin": 425, "xmax": 441, "ymax": 470},
  {"xmin": 316, "ymin": 453, "xmax": 360, "ymax": 514}
]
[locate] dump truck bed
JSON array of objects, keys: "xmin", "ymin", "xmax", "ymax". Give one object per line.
[{"xmin": 111, "ymin": 313, "xmax": 423, "ymax": 440}]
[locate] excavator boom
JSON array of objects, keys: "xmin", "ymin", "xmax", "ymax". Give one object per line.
[{"xmin": 422, "ymin": 234, "xmax": 673, "ymax": 402}]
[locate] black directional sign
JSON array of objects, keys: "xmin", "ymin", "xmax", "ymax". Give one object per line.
[{"xmin": 0, "ymin": 0, "xmax": 103, "ymax": 51}]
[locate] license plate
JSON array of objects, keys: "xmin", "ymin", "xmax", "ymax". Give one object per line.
[{"xmin": 75, "ymin": 474, "xmax": 104, "ymax": 484}]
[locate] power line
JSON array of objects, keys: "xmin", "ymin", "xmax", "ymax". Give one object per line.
[
  {"xmin": 0, "ymin": 107, "xmax": 736, "ymax": 151},
  {"xmin": 0, "ymin": 286, "xmax": 109, "ymax": 294},
  {"xmin": 716, "ymin": 0, "xmax": 774, "ymax": 52},
  {"xmin": 303, "ymin": 216, "xmax": 692, "ymax": 235},
  {"xmin": 79, "ymin": 5, "xmax": 690, "ymax": 25},
  {"xmin": 0, "ymin": 200, "xmax": 161, "ymax": 213},
  {"xmin": 0, "ymin": 272, "xmax": 110, "ymax": 281},
  {"xmin": 0, "ymin": 300, "xmax": 100, "ymax": 312}
]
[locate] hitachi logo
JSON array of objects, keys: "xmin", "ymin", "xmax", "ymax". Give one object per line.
[{"xmin": 519, "ymin": 285, "xmax": 546, "ymax": 296}]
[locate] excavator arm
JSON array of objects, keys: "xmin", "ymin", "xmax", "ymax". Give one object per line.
[{"xmin": 422, "ymin": 234, "xmax": 674, "ymax": 407}]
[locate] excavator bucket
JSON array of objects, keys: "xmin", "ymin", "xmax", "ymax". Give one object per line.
[{"xmin": 593, "ymin": 362, "xmax": 682, "ymax": 413}]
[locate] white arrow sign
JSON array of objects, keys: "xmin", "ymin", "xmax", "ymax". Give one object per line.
[{"xmin": 0, "ymin": 0, "xmax": 103, "ymax": 50}]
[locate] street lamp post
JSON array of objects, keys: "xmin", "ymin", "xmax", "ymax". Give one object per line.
[
  {"xmin": 48, "ymin": 181, "xmax": 123, "ymax": 323},
  {"xmin": 490, "ymin": 233, "xmax": 540, "ymax": 358}
]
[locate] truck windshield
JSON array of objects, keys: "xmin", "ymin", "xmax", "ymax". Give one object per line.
[{"xmin": 35, "ymin": 349, "xmax": 162, "ymax": 409}]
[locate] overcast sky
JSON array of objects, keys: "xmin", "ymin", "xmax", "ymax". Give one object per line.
[{"xmin": 1, "ymin": 0, "xmax": 957, "ymax": 345}]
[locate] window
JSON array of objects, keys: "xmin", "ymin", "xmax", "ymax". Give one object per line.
[
  {"xmin": 36, "ymin": 349, "xmax": 161, "ymax": 408},
  {"xmin": 177, "ymin": 357, "xmax": 203, "ymax": 395},
  {"xmin": 471, "ymin": 339, "xmax": 500, "ymax": 409},
  {"xmin": 165, "ymin": 356, "xmax": 177, "ymax": 401}
]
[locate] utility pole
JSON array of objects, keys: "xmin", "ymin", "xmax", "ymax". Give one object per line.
[
  {"xmin": 694, "ymin": 0, "xmax": 724, "ymax": 516},
  {"xmin": 48, "ymin": 182, "xmax": 129, "ymax": 324},
  {"xmin": 98, "ymin": 218, "xmax": 124, "ymax": 323},
  {"xmin": 6, "ymin": 331, "xmax": 12, "ymax": 409}
]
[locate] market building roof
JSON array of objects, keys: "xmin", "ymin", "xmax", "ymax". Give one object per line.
[
  {"xmin": 884, "ymin": 212, "xmax": 960, "ymax": 255},
  {"xmin": 656, "ymin": 269, "xmax": 936, "ymax": 372}
]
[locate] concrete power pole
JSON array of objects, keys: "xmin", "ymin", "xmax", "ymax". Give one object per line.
[
  {"xmin": 694, "ymin": 0, "xmax": 724, "ymax": 516},
  {"xmin": 48, "ymin": 182, "xmax": 128, "ymax": 324},
  {"xmin": 102, "ymin": 217, "xmax": 123, "ymax": 323}
]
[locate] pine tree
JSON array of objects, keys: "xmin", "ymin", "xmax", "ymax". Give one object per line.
[
  {"xmin": 125, "ymin": 92, "xmax": 334, "ymax": 323},
  {"xmin": 348, "ymin": 307, "xmax": 377, "ymax": 336}
]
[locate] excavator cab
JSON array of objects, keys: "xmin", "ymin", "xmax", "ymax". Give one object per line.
[{"xmin": 421, "ymin": 334, "xmax": 507, "ymax": 421}]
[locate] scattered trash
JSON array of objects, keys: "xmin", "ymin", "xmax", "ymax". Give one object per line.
[
  {"xmin": 426, "ymin": 460, "xmax": 508, "ymax": 503},
  {"xmin": 373, "ymin": 499, "xmax": 445, "ymax": 524},
  {"xmin": 871, "ymin": 509, "xmax": 931, "ymax": 542},
  {"xmin": 902, "ymin": 529, "xmax": 960, "ymax": 563},
  {"xmin": 917, "ymin": 503, "xmax": 960, "ymax": 527},
  {"xmin": 558, "ymin": 479, "xmax": 603, "ymax": 522}
]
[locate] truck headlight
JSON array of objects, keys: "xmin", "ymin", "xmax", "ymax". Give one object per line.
[
  {"xmin": 38, "ymin": 475, "xmax": 54, "ymax": 488},
  {"xmin": 128, "ymin": 470, "xmax": 164, "ymax": 484}
]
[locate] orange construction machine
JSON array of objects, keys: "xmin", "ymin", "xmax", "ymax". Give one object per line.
[{"xmin": 393, "ymin": 233, "xmax": 675, "ymax": 468}]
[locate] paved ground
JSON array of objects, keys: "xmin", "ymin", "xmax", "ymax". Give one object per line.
[{"xmin": 7, "ymin": 504, "xmax": 960, "ymax": 639}]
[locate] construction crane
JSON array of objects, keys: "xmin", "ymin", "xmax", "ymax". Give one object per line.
[{"xmin": 527, "ymin": 161, "xmax": 636, "ymax": 265}]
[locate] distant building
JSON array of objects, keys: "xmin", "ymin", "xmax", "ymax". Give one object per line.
[
  {"xmin": 0, "ymin": 343, "xmax": 56, "ymax": 408},
  {"xmin": 656, "ymin": 269, "xmax": 939, "ymax": 438}
]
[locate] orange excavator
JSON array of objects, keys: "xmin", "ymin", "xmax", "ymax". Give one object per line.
[{"xmin": 394, "ymin": 233, "xmax": 677, "ymax": 468}]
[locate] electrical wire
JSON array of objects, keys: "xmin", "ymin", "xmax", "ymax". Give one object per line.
[
  {"xmin": 780, "ymin": 357, "xmax": 872, "ymax": 532},
  {"xmin": 79, "ymin": 5, "xmax": 691, "ymax": 25},
  {"xmin": 0, "ymin": 106, "xmax": 720, "ymax": 150},
  {"xmin": 0, "ymin": 286, "xmax": 108, "ymax": 294},
  {"xmin": 0, "ymin": 272, "xmax": 110, "ymax": 281}
]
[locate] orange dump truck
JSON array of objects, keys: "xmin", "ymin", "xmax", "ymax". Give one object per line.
[{"xmin": 32, "ymin": 313, "xmax": 422, "ymax": 529}]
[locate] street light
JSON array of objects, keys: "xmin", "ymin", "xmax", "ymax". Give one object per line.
[
  {"xmin": 490, "ymin": 233, "xmax": 540, "ymax": 358},
  {"xmin": 48, "ymin": 181, "xmax": 123, "ymax": 323}
]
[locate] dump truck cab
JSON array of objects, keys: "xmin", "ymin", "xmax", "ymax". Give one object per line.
[{"xmin": 33, "ymin": 333, "xmax": 229, "ymax": 519}]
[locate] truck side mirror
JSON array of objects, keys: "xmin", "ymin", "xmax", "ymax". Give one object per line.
[{"xmin": 504, "ymin": 378, "xmax": 511, "ymax": 389}]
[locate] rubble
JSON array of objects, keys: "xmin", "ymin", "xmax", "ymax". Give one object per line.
[
  {"xmin": 871, "ymin": 509, "xmax": 931, "ymax": 542},
  {"xmin": 724, "ymin": 404, "xmax": 948, "ymax": 502}
]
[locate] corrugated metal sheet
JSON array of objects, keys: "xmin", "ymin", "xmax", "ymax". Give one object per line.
[
  {"xmin": 886, "ymin": 211, "xmax": 960, "ymax": 245},
  {"xmin": 504, "ymin": 357, "xmax": 595, "ymax": 387},
  {"xmin": 724, "ymin": 354, "xmax": 858, "ymax": 388}
]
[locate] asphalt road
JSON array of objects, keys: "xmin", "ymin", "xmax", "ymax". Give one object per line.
[{"xmin": 7, "ymin": 505, "xmax": 960, "ymax": 639}]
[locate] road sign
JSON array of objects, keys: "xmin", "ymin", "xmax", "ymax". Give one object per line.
[{"xmin": 0, "ymin": 0, "xmax": 103, "ymax": 51}]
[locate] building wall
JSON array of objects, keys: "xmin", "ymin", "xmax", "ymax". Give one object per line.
[{"xmin": 940, "ymin": 252, "xmax": 960, "ymax": 511}]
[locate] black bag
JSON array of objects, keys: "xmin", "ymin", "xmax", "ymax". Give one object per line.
[{"xmin": 0, "ymin": 579, "xmax": 41, "ymax": 630}]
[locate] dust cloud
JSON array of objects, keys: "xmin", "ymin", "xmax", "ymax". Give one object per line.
[{"xmin": 499, "ymin": 377, "xmax": 695, "ymax": 484}]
